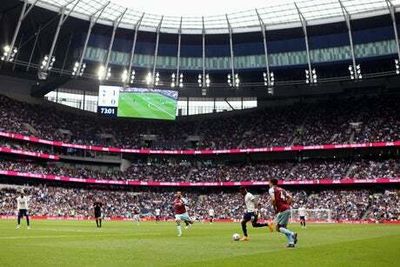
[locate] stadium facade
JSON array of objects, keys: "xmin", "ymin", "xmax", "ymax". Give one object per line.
[{"xmin": 0, "ymin": 0, "xmax": 400, "ymax": 101}]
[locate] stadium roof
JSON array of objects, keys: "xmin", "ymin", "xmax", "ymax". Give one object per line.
[{"xmin": 26, "ymin": 0, "xmax": 400, "ymax": 34}]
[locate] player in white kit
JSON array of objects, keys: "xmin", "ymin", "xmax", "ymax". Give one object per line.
[
  {"xmin": 208, "ymin": 208, "xmax": 215, "ymax": 224},
  {"xmin": 298, "ymin": 206, "xmax": 307, "ymax": 228},
  {"xmin": 155, "ymin": 208, "xmax": 161, "ymax": 223},
  {"xmin": 16, "ymin": 191, "xmax": 30, "ymax": 229},
  {"xmin": 239, "ymin": 187, "xmax": 273, "ymax": 241}
]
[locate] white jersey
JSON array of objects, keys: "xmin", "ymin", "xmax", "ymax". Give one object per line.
[
  {"xmin": 244, "ymin": 192, "xmax": 256, "ymax": 212},
  {"xmin": 182, "ymin": 197, "xmax": 189, "ymax": 211},
  {"xmin": 209, "ymin": 209, "xmax": 215, "ymax": 217},
  {"xmin": 155, "ymin": 209, "xmax": 161, "ymax": 216},
  {"xmin": 17, "ymin": 196, "xmax": 29, "ymax": 210},
  {"xmin": 298, "ymin": 207, "xmax": 306, "ymax": 217}
]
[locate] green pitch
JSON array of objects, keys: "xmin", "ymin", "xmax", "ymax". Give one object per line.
[
  {"xmin": 0, "ymin": 220, "xmax": 399, "ymax": 267},
  {"xmin": 117, "ymin": 92, "xmax": 177, "ymax": 120}
]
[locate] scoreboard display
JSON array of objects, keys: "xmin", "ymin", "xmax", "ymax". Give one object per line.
[
  {"xmin": 97, "ymin": 86, "xmax": 119, "ymax": 116},
  {"xmin": 97, "ymin": 85, "xmax": 178, "ymax": 120}
]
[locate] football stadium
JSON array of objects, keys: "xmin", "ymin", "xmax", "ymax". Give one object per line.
[{"xmin": 0, "ymin": 0, "xmax": 400, "ymax": 266}]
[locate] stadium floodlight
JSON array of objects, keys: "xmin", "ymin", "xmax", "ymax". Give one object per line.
[
  {"xmin": 171, "ymin": 73, "xmax": 176, "ymax": 88},
  {"xmin": 234, "ymin": 73, "xmax": 240, "ymax": 87},
  {"xmin": 121, "ymin": 69, "xmax": 128, "ymax": 83},
  {"xmin": 179, "ymin": 73, "xmax": 183, "ymax": 88},
  {"xmin": 72, "ymin": 61, "xmax": 86, "ymax": 77},
  {"xmin": 349, "ymin": 64, "xmax": 362, "ymax": 80},
  {"xmin": 130, "ymin": 70, "xmax": 135, "ymax": 84},
  {"xmin": 305, "ymin": 69, "xmax": 317, "ymax": 84},
  {"xmin": 1, "ymin": 45, "xmax": 18, "ymax": 62},
  {"xmin": 227, "ymin": 74, "xmax": 232, "ymax": 87},
  {"xmin": 198, "ymin": 74, "xmax": 202, "ymax": 87},
  {"xmin": 40, "ymin": 55, "xmax": 55, "ymax": 71},
  {"xmin": 198, "ymin": 73, "xmax": 211, "ymax": 87},
  {"xmin": 395, "ymin": 59, "xmax": 400, "ymax": 75},
  {"xmin": 155, "ymin": 72, "xmax": 160, "ymax": 86},
  {"xmin": 228, "ymin": 73, "xmax": 239, "ymax": 87},
  {"xmin": 97, "ymin": 65, "xmax": 106, "ymax": 80},
  {"xmin": 205, "ymin": 74, "xmax": 210, "ymax": 87},
  {"xmin": 146, "ymin": 72, "xmax": 153, "ymax": 85},
  {"xmin": 263, "ymin": 71, "xmax": 275, "ymax": 87}
]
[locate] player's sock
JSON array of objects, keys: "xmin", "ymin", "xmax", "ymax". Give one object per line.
[
  {"xmin": 252, "ymin": 222, "xmax": 268, "ymax": 228},
  {"xmin": 177, "ymin": 224, "xmax": 182, "ymax": 236},
  {"xmin": 279, "ymin": 227, "xmax": 294, "ymax": 244},
  {"xmin": 17, "ymin": 216, "xmax": 21, "ymax": 225},
  {"xmin": 99, "ymin": 219, "xmax": 102, "ymax": 228},
  {"xmin": 26, "ymin": 216, "xmax": 30, "ymax": 226},
  {"xmin": 241, "ymin": 221, "xmax": 248, "ymax": 237},
  {"xmin": 96, "ymin": 219, "xmax": 98, "ymax": 227}
]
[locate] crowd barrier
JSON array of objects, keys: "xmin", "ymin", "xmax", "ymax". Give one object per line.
[
  {"xmin": 0, "ymin": 146, "xmax": 59, "ymax": 160},
  {"xmin": 1, "ymin": 131, "xmax": 399, "ymax": 156},
  {"xmin": 1, "ymin": 170, "xmax": 400, "ymax": 187}
]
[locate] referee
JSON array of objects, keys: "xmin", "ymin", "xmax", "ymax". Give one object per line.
[
  {"xmin": 94, "ymin": 202, "xmax": 102, "ymax": 228},
  {"xmin": 16, "ymin": 191, "xmax": 30, "ymax": 229}
]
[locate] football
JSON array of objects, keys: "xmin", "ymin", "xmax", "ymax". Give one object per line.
[{"xmin": 232, "ymin": 233, "xmax": 240, "ymax": 241}]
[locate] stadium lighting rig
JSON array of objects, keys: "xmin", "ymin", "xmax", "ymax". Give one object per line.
[
  {"xmin": 171, "ymin": 73, "xmax": 183, "ymax": 88},
  {"xmin": 198, "ymin": 74, "xmax": 210, "ymax": 87},
  {"xmin": 395, "ymin": 59, "xmax": 400, "ymax": 75},
  {"xmin": 72, "ymin": 61, "xmax": 86, "ymax": 77},
  {"xmin": 179, "ymin": 73, "xmax": 183, "ymax": 88},
  {"xmin": 121, "ymin": 69, "xmax": 135, "ymax": 84},
  {"xmin": 40, "ymin": 55, "xmax": 55, "ymax": 71},
  {"xmin": 263, "ymin": 72, "xmax": 274, "ymax": 86},
  {"xmin": 155, "ymin": 72, "xmax": 160, "ymax": 86},
  {"xmin": 171, "ymin": 73, "xmax": 176, "ymax": 88},
  {"xmin": 1, "ymin": 45, "xmax": 18, "ymax": 62},
  {"xmin": 145, "ymin": 72, "xmax": 160, "ymax": 86},
  {"xmin": 146, "ymin": 72, "xmax": 153, "ymax": 85},
  {"xmin": 227, "ymin": 73, "xmax": 240, "ymax": 87},
  {"xmin": 305, "ymin": 68, "xmax": 317, "ymax": 84},
  {"xmin": 97, "ymin": 65, "xmax": 111, "ymax": 81},
  {"xmin": 349, "ymin": 64, "xmax": 362, "ymax": 80}
]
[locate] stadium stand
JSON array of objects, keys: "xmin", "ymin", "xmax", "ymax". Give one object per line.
[
  {"xmin": 0, "ymin": 185, "xmax": 398, "ymax": 221},
  {"xmin": 1, "ymin": 95, "xmax": 400, "ymax": 150}
]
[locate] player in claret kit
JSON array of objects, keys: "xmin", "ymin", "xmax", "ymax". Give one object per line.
[
  {"xmin": 174, "ymin": 191, "xmax": 193, "ymax": 237},
  {"xmin": 239, "ymin": 187, "xmax": 273, "ymax": 241},
  {"xmin": 269, "ymin": 178, "xmax": 298, "ymax": 248},
  {"xmin": 133, "ymin": 206, "xmax": 141, "ymax": 225}
]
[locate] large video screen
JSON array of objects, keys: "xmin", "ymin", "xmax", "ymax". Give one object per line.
[{"xmin": 97, "ymin": 86, "xmax": 178, "ymax": 120}]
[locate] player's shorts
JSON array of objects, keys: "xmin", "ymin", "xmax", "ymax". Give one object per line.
[
  {"xmin": 175, "ymin": 213, "xmax": 191, "ymax": 221},
  {"xmin": 299, "ymin": 216, "xmax": 305, "ymax": 220},
  {"xmin": 242, "ymin": 212, "xmax": 257, "ymax": 222},
  {"xmin": 18, "ymin": 209, "xmax": 28, "ymax": 217},
  {"xmin": 95, "ymin": 212, "xmax": 101, "ymax": 218},
  {"xmin": 276, "ymin": 210, "xmax": 291, "ymax": 227}
]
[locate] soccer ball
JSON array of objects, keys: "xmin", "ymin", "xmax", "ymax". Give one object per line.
[{"xmin": 232, "ymin": 233, "xmax": 240, "ymax": 241}]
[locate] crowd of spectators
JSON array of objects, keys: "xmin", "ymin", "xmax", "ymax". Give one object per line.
[
  {"xmin": 1, "ymin": 94, "xmax": 400, "ymax": 150},
  {"xmin": 0, "ymin": 185, "xmax": 398, "ymax": 221},
  {"xmin": 0, "ymin": 158, "xmax": 398, "ymax": 182}
]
